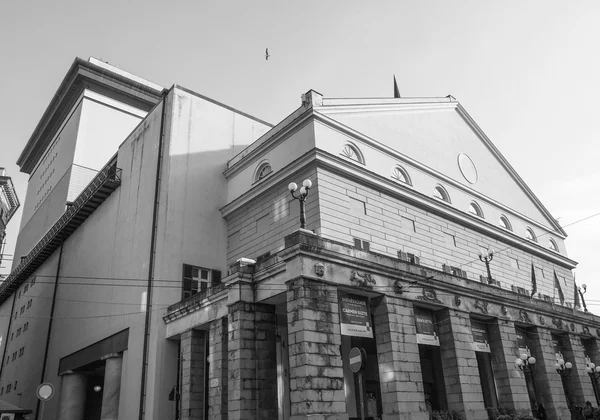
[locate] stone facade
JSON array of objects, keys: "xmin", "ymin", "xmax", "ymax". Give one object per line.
[{"xmin": 165, "ymin": 231, "xmax": 600, "ymax": 420}]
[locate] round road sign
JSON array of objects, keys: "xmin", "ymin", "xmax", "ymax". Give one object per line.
[
  {"xmin": 37, "ymin": 382, "xmax": 55, "ymax": 401},
  {"xmin": 349, "ymin": 347, "xmax": 364, "ymax": 373}
]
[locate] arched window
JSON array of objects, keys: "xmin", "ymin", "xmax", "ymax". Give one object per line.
[
  {"xmin": 525, "ymin": 228, "xmax": 537, "ymax": 242},
  {"xmin": 468, "ymin": 201, "xmax": 484, "ymax": 218},
  {"xmin": 340, "ymin": 143, "xmax": 365, "ymax": 164},
  {"xmin": 254, "ymin": 161, "xmax": 272, "ymax": 183},
  {"xmin": 391, "ymin": 165, "xmax": 411, "ymax": 186},
  {"xmin": 549, "ymin": 238, "xmax": 559, "ymax": 252},
  {"xmin": 433, "ymin": 185, "xmax": 451, "ymax": 203},
  {"xmin": 499, "ymin": 215, "xmax": 512, "ymax": 231}
]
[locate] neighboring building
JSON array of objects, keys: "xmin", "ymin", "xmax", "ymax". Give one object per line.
[
  {"xmin": 0, "ymin": 58, "xmax": 598, "ymax": 420},
  {"xmin": 0, "ymin": 168, "xmax": 20, "ymax": 271}
]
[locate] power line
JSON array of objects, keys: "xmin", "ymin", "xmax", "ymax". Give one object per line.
[{"xmin": 456, "ymin": 210, "xmax": 600, "ymax": 272}]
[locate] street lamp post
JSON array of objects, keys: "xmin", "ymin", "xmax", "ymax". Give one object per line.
[
  {"xmin": 288, "ymin": 179, "xmax": 312, "ymax": 229},
  {"xmin": 516, "ymin": 353, "xmax": 538, "ymax": 417},
  {"xmin": 555, "ymin": 355, "xmax": 574, "ymax": 409},
  {"xmin": 586, "ymin": 360, "xmax": 600, "ymax": 406},
  {"xmin": 478, "ymin": 248, "xmax": 494, "ymax": 284},
  {"xmin": 578, "ymin": 284, "xmax": 589, "ymax": 313}
]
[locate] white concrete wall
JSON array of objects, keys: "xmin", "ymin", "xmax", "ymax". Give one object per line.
[
  {"xmin": 146, "ymin": 87, "xmax": 271, "ymax": 419},
  {"xmin": 0, "ymin": 251, "xmax": 60, "ymax": 412},
  {"xmin": 225, "ymin": 121, "xmax": 315, "ymax": 203},
  {"xmin": 314, "ymin": 108, "xmax": 567, "ymax": 255},
  {"xmin": 13, "ymin": 100, "xmax": 83, "ymax": 265},
  {"xmin": 14, "ymin": 89, "xmax": 147, "ymax": 268}
]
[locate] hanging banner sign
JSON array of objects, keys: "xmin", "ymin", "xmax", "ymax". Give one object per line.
[
  {"xmin": 339, "ymin": 293, "xmax": 372, "ymax": 338},
  {"xmin": 471, "ymin": 320, "xmax": 491, "ymax": 353},
  {"xmin": 414, "ymin": 307, "xmax": 439, "ymax": 346},
  {"xmin": 516, "ymin": 329, "xmax": 529, "ymax": 356}
]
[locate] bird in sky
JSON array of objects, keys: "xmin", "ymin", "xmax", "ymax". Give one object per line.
[{"xmin": 265, "ymin": 48, "xmax": 270, "ymax": 60}]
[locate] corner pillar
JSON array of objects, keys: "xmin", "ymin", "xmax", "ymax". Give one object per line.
[
  {"xmin": 373, "ymin": 295, "xmax": 428, "ymax": 420},
  {"xmin": 180, "ymin": 329, "xmax": 206, "ymax": 420},
  {"xmin": 286, "ymin": 278, "xmax": 348, "ymax": 420},
  {"xmin": 208, "ymin": 317, "xmax": 228, "ymax": 420},
  {"xmin": 100, "ymin": 354, "xmax": 123, "ymax": 420},
  {"xmin": 57, "ymin": 371, "xmax": 88, "ymax": 420},
  {"xmin": 437, "ymin": 309, "xmax": 487, "ymax": 420},
  {"xmin": 227, "ymin": 302, "xmax": 277, "ymax": 420}
]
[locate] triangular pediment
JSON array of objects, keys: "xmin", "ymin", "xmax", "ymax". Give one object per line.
[{"xmin": 316, "ymin": 98, "xmax": 563, "ymax": 235}]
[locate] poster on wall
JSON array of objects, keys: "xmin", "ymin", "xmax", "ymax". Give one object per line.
[
  {"xmin": 339, "ymin": 293, "xmax": 373, "ymax": 338},
  {"xmin": 470, "ymin": 320, "xmax": 491, "ymax": 353},
  {"xmin": 414, "ymin": 307, "xmax": 439, "ymax": 346},
  {"xmin": 516, "ymin": 329, "xmax": 529, "ymax": 356}
]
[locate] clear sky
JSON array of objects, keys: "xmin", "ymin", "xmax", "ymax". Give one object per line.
[{"xmin": 1, "ymin": 1, "xmax": 599, "ymax": 309}]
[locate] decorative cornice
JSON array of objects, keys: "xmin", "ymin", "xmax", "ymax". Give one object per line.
[{"xmin": 282, "ymin": 232, "xmax": 598, "ymax": 328}]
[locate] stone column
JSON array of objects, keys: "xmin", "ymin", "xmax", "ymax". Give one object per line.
[
  {"xmin": 437, "ymin": 309, "xmax": 487, "ymax": 420},
  {"xmin": 528, "ymin": 327, "xmax": 569, "ymax": 420},
  {"xmin": 208, "ymin": 317, "xmax": 228, "ymax": 420},
  {"xmin": 57, "ymin": 371, "xmax": 88, "ymax": 420},
  {"xmin": 180, "ymin": 329, "xmax": 205, "ymax": 420},
  {"xmin": 373, "ymin": 295, "xmax": 428, "ymax": 420},
  {"xmin": 228, "ymin": 302, "xmax": 277, "ymax": 420},
  {"xmin": 286, "ymin": 278, "xmax": 348, "ymax": 420},
  {"xmin": 565, "ymin": 334, "xmax": 596, "ymax": 406},
  {"xmin": 100, "ymin": 354, "xmax": 123, "ymax": 420},
  {"xmin": 487, "ymin": 319, "xmax": 531, "ymax": 415}
]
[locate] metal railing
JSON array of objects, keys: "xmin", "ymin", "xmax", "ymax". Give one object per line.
[
  {"xmin": 0, "ymin": 159, "xmax": 122, "ymax": 300},
  {"xmin": 165, "ymin": 283, "xmax": 227, "ymax": 319}
]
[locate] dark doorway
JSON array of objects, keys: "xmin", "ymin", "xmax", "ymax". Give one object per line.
[
  {"xmin": 81, "ymin": 363, "xmax": 105, "ymax": 420},
  {"xmin": 419, "ymin": 344, "xmax": 447, "ymax": 413},
  {"xmin": 476, "ymin": 351, "xmax": 498, "ymax": 409}
]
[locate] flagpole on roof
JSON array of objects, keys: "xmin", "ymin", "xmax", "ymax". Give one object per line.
[{"xmin": 393, "ymin": 75, "xmax": 401, "ymax": 98}]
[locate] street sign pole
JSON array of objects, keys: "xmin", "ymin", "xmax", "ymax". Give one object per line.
[
  {"xmin": 349, "ymin": 347, "xmax": 367, "ymax": 420},
  {"xmin": 357, "ymin": 370, "xmax": 365, "ymax": 420},
  {"xmin": 36, "ymin": 382, "xmax": 54, "ymax": 420}
]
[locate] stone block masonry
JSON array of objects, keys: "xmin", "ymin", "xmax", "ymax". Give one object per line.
[
  {"xmin": 316, "ymin": 167, "xmax": 573, "ymax": 302},
  {"xmin": 437, "ymin": 309, "xmax": 488, "ymax": 420},
  {"xmin": 373, "ymin": 295, "xmax": 428, "ymax": 420},
  {"xmin": 528, "ymin": 327, "xmax": 569, "ymax": 420},
  {"xmin": 227, "ymin": 302, "xmax": 278, "ymax": 420},
  {"xmin": 487, "ymin": 320, "xmax": 531, "ymax": 415},
  {"xmin": 286, "ymin": 278, "xmax": 349, "ymax": 420},
  {"xmin": 180, "ymin": 329, "xmax": 206, "ymax": 420},
  {"xmin": 208, "ymin": 317, "xmax": 228, "ymax": 420},
  {"xmin": 564, "ymin": 334, "xmax": 596, "ymax": 407}
]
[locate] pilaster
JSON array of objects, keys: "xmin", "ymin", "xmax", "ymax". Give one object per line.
[
  {"xmin": 208, "ymin": 317, "xmax": 228, "ymax": 420},
  {"xmin": 529, "ymin": 327, "xmax": 569, "ymax": 420},
  {"xmin": 487, "ymin": 320, "xmax": 531, "ymax": 415},
  {"xmin": 373, "ymin": 295, "xmax": 428, "ymax": 420},
  {"xmin": 286, "ymin": 278, "xmax": 348, "ymax": 420},
  {"xmin": 180, "ymin": 329, "xmax": 205, "ymax": 420},
  {"xmin": 437, "ymin": 309, "xmax": 487, "ymax": 420},
  {"xmin": 565, "ymin": 334, "xmax": 596, "ymax": 406},
  {"xmin": 227, "ymin": 302, "xmax": 278, "ymax": 420}
]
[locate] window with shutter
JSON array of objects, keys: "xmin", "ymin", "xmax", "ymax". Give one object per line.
[
  {"xmin": 353, "ymin": 238, "xmax": 370, "ymax": 251},
  {"xmin": 182, "ymin": 264, "xmax": 221, "ymax": 300}
]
